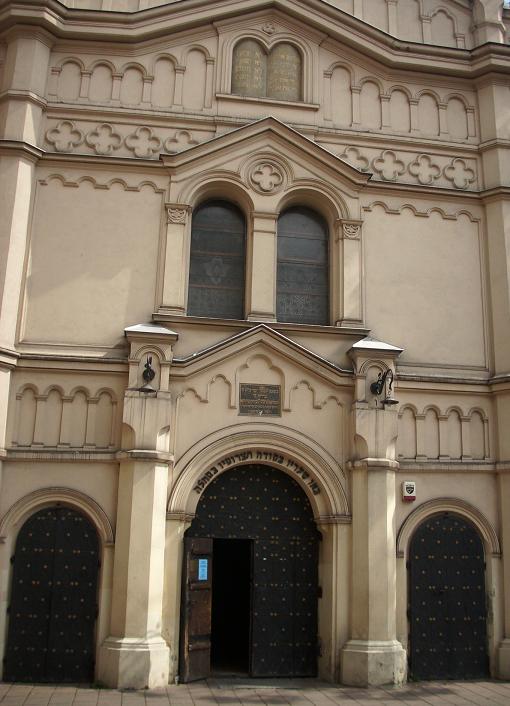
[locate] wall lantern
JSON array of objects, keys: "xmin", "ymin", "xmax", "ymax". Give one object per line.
[{"xmin": 370, "ymin": 369, "xmax": 399, "ymax": 405}]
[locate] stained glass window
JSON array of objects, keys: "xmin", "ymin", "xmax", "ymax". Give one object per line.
[
  {"xmin": 187, "ymin": 200, "xmax": 246, "ymax": 320},
  {"xmin": 276, "ymin": 206, "xmax": 329, "ymax": 325}
]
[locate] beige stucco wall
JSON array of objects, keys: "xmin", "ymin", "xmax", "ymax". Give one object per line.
[{"xmin": 1, "ymin": 0, "xmax": 510, "ymax": 690}]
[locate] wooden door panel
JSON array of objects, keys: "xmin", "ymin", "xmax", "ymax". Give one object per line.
[{"xmin": 179, "ymin": 537, "xmax": 213, "ymax": 682}]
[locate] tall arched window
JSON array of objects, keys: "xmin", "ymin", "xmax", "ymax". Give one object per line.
[
  {"xmin": 187, "ymin": 200, "xmax": 246, "ymax": 320},
  {"xmin": 276, "ymin": 206, "xmax": 329, "ymax": 325}
]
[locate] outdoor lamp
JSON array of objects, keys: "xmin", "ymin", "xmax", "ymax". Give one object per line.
[{"xmin": 370, "ymin": 369, "xmax": 399, "ymax": 405}]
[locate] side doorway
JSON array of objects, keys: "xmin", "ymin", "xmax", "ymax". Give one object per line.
[
  {"xmin": 4, "ymin": 506, "xmax": 100, "ymax": 683},
  {"xmin": 408, "ymin": 512, "xmax": 489, "ymax": 679}
]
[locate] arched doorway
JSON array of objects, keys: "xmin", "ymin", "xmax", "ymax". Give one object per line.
[
  {"xmin": 408, "ymin": 512, "xmax": 489, "ymax": 679},
  {"xmin": 4, "ymin": 506, "xmax": 100, "ymax": 683},
  {"xmin": 180, "ymin": 464, "xmax": 319, "ymax": 681}
]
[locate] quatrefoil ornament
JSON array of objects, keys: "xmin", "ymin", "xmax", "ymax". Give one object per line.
[{"xmin": 249, "ymin": 162, "xmax": 285, "ymax": 194}]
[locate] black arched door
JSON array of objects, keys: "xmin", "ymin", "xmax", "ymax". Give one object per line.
[
  {"xmin": 4, "ymin": 506, "xmax": 100, "ymax": 683},
  {"xmin": 409, "ymin": 512, "xmax": 489, "ymax": 679},
  {"xmin": 182, "ymin": 464, "xmax": 319, "ymax": 679}
]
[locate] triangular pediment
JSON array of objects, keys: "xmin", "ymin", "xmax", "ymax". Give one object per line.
[
  {"xmin": 172, "ymin": 324, "xmax": 351, "ymax": 385},
  {"xmin": 162, "ymin": 117, "xmax": 371, "ymax": 195}
]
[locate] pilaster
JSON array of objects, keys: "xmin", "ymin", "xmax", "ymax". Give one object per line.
[
  {"xmin": 160, "ymin": 204, "xmax": 192, "ymax": 315},
  {"xmin": 341, "ymin": 338, "xmax": 406, "ymax": 686},
  {"xmin": 98, "ymin": 324, "xmax": 178, "ymax": 689},
  {"xmin": 498, "ymin": 469, "xmax": 510, "ymax": 677},
  {"xmin": 247, "ymin": 211, "xmax": 277, "ymax": 322}
]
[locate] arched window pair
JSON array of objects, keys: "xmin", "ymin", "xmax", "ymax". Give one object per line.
[{"xmin": 187, "ymin": 201, "xmax": 329, "ymax": 325}]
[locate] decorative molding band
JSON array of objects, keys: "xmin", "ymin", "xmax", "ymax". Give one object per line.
[
  {"xmin": 0, "ymin": 486, "xmax": 115, "ymax": 546},
  {"xmin": 6, "ymin": 449, "xmax": 118, "ymax": 462},
  {"xmin": 0, "ymin": 139, "xmax": 44, "ymax": 161},
  {"xmin": 396, "ymin": 497, "xmax": 501, "ymax": 558}
]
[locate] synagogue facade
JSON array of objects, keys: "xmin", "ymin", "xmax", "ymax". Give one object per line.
[{"xmin": 1, "ymin": 0, "xmax": 510, "ymax": 690}]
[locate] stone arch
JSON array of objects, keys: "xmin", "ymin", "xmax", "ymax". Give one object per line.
[
  {"xmin": 168, "ymin": 426, "xmax": 350, "ymax": 522},
  {"xmin": 325, "ymin": 60, "xmax": 355, "ymax": 83},
  {"xmin": 180, "ymin": 174, "xmax": 255, "ymax": 216},
  {"xmin": 150, "ymin": 52, "xmax": 178, "ymax": 73},
  {"xmin": 118, "ymin": 60, "xmax": 148, "ymax": 78},
  {"xmin": 16, "ymin": 382, "xmax": 39, "ymax": 396},
  {"xmin": 0, "ymin": 487, "xmax": 114, "ymax": 546},
  {"xmin": 430, "ymin": 7, "xmax": 459, "ymax": 48},
  {"xmin": 396, "ymin": 497, "xmax": 500, "ymax": 559},
  {"xmin": 182, "ymin": 44, "xmax": 212, "ymax": 63},
  {"xmin": 93, "ymin": 386, "xmax": 118, "ymax": 400},
  {"xmin": 88, "ymin": 58, "xmax": 117, "ymax": 73},
  {"xmin": 417, "ymin": 90, "xmax": 440, "ymax": 136},
  {"xmin": 276, "ymin": 184, "xmax": 348, "ymax": 223},
  {"xmin": 39, "ymin": 384, "xmax": 65, "ymax": 398},
  {"xmin": 151, "ymin": 54, "xmax": 177, "ymax": 108}
]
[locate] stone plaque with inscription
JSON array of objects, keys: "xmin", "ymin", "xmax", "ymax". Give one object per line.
[
  {"xmin": 267, "ymin": 43, "xmax": 301, "ymax": 102},
  {"xmin": 232, "ymin": 39, "xmax": 266, "ymax": 98},
  {"xmin": 239, "ymin": 383, "xmax": 281, "ymax": 416}
]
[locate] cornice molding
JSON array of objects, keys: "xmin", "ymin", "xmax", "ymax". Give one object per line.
[
  {"xmin": 0, "ymin": 138, "xmax": 43, "ymax": 161},
  {"xmin": 0, "ymin": 0, "xmax": 509, "ymax": 78}
]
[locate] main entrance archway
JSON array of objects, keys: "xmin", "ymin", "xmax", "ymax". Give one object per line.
[
  {"xmin": 4, "ymin": 506, "xmax": 100, "ymax": 683},
  {"xmin": 180, "ymin": 464, "xmax": 319, "ymax": 681},
  {"xmin": 408, "ymin": 512, "xmax": 489, "ymax": 680}
]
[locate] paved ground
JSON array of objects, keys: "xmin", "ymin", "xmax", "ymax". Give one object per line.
[{"xmin": 0, "ymin": 680, "xmax": 510, "ymax": 706}]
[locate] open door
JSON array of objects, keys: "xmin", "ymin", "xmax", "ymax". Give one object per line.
[{"xmin": 179, "ymin": 537, "xmax": 213, "ymax": 682}]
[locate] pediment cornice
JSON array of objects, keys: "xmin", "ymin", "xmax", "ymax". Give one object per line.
[
  {"xmin": 171, "ymin": 324, "xmax": 352, "ymax": 385},
  {"xmin": 160, "ymin": 117, "xmax": 371, "ymax": 191},
  {"xmin": 1, "ymin": 0, "xmax": 509, "ymax": 78}
]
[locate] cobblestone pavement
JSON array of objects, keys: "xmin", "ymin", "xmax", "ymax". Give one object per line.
[{"xmin": 0, "ymin": 680, "xmax": 510, "ymax": 706}]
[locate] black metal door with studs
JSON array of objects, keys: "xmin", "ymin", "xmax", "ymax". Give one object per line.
[
  {"xmin": 409, "ymin": 512, "xmax": 489, "ymax": 680},
  {"xmin": 4, "ymin": 507, "xmax": 100, "ymax": 683},
  {"xmin": 185, "ymin": 464, "xmax": 319, "ymax": 678}
]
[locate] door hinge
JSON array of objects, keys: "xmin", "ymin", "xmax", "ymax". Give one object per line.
[
  {"xmin": 10, "ymin": 555, "xmax": 14, "ymax": 565},
  {"xmin": 317, "ymin": 586, "xmax": 323, "ymax": 598}
]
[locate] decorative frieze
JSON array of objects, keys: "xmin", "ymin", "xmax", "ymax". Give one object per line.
[
  {"xmin": 338, "ymin": 144, "xmax": 479, "ymax": 191},
  {"xmin": 44, "ymin": 118, "xmax": 212, "ymax": 159}
]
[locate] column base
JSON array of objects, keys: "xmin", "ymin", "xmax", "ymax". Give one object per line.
[
  {"xmin": 497, "ymin": 639, "xmax": 510, "ymax": 678},
  {"xmin": 341, "ymin": 640, "xmax": 406, "ymax": 686},
  {"xmin": 98, "ymin": 636, "xmax": 170, "ymax": 689}
]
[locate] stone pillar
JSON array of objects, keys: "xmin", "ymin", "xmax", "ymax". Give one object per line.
[
  {"xmin": 323, "ymin": 71, "xmax": 333, "ymax": 122},
  {"xmin": 316, "ymin": 520, "xmax": 351, "ymax": 682},
  {"xmin": 498, "ymin": 470, "xmax": 510, "ymax": 677},
  {"xmin": 247, "ymin": 212, "xmax": 277, "ymax": 322},
  {"xmin": 472, "ymin": 0, "xmax": 505, "ymax": 45},
  {"xmin": 387, "ymin": 0, "xmax": 398, "ymax": 36},
  {"xmin": 338, "ymin": 220, "xmax": 363, "ymax": 327},
  {"xmin": 174, "ymin": 66, "xmax": 185, "ymax": 106},
  {"xmin": 341, "ymin": 338, "xmax": 406, "ymax": 686},
  {"xmin": 98, "ymin": 324, "xmax": 178, "ymax": 689},
  {"xmin": 476, "ymin": 74, "xmax": 510, "ymax": 677},
  {"xmin": 164, "ymin": 514, "xmax": 190, "ymax": 682},
  {"xmin": 161, "ymin": 204, "xmax": 192, "ymax": 315}
]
